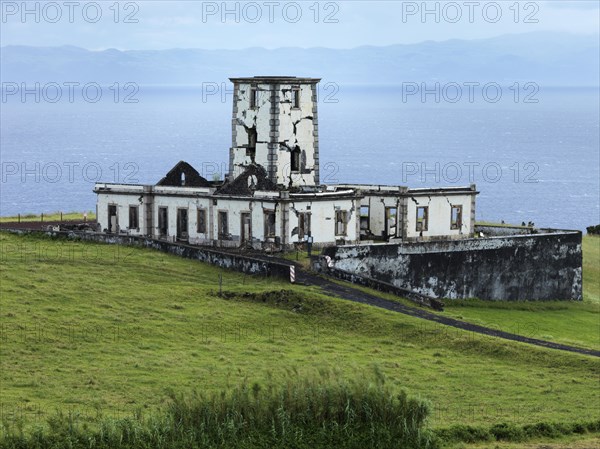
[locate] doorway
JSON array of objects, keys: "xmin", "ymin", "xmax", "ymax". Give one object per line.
[
  {"xmin": 158, "ymin": 207, "xmax": 168, "ymax": 238},
  {"xmin": 385, "ymin": 207, "xmax": 397, "ymax": 238},
  {"xmin": 298, "ymin": 213, "xmax": 311, "ymax": 240},
  {"xmin": 241, "ymin": 213, "xmax": 252, "ymax": 243},
  {"xmin": 108, "ymin": 205, "xmax": 117, "ymax": 233},
  {"xmin": 218, "ymin": 211, "xmax": 229, "ymax": 240},
  {"xmin": 177, "ymin": 208, "xmax": 188, "ymax": 240}
]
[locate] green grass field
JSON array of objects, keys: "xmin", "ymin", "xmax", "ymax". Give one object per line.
[{"xmin": 0, "ymin": 232, "xmax": 598, "ymax": 447}]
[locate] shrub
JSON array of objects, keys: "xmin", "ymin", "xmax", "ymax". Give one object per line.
[
  {"xmin": 166, "ymin": 372, "xmax": 437, "ymax": 449},
  {"xmin": 489, "ymin": 422, "xmax": 525, "ymax": 441},
  {"xmin": 586, "ymin": 224, "xmax": 600, "ymax": 235},
  {"xmin": 523, "ymin": 422, "xmax": 563, "ymax": 439},
  {"xmin": 434, "ymin": 419, "xmax": 600, "ymax": 446},
  {"xmin": 585, "ymin": 419, "xmax": 600, "ymax": 432}
]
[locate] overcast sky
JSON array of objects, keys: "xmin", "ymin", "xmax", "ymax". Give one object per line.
[{"xmin": 1, "ymin": 1, "xmax": 598, "ymax": 50}]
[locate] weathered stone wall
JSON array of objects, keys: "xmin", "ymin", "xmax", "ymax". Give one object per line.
[
  {"xmin": 4, "ymin": 230, "xmax": 293, "ymax": 281},
  {"xmin": 311, "ymin": 257, "xmax": 444, "ymax": 310},
  {"xmin": 475, "ymin": 224, "xmax": 535, "ymax": 236},
  {"xmin": 322, "ymin": 231, "xmax": 582, "ymax": 301}
]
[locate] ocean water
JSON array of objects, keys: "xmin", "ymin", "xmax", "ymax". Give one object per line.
[{"xmin": 1, "ymin": 85, "xmax": 598, "ymax": 231}]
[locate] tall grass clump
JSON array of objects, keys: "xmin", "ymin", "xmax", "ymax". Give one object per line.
[
  {"xmin": 0, "ymin": 369, "xmax": 438, "ymax": 449},
  {"xmin": 167, "ymin": 367, "xmax": 436, "ymax": 449}
]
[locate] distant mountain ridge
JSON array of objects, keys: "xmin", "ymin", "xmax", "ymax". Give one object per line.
[{"xmin": 1, "ymin": 32, "xmax": 598, "ymax": 86}]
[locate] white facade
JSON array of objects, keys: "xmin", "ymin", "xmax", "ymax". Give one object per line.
[
  {"xmin": 336, "ymin": 184, "xmax": 477, "ymax": 241},
  {"xmin": 404, "ymin": 188, "xmax": 475, "ymax": 240},
  {"xmin": 95, "ymin": 183, "xmax": 360, "ymax": 248},
  {"xmin": 94, "ymin": 75, "xmax": 478, "ymax": 249}
]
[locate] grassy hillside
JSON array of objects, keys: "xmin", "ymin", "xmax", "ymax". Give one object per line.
[
  {"xmin": 583, "ymin": 235, "xmax": 600, "ymax": 302},
  {"xmin": 0, "ymin": 232, "xmax": 598, "ymax": 447}
]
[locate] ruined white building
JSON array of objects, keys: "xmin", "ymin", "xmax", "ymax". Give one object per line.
[{"xmin": 95, "ymin": 76, "xmax": 478, "ymax": 249}]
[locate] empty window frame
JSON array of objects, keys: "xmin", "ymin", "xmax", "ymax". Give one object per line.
[
  {"xmin": 292, "ymin": 86, "xmax": 300, "ymax": 108},
  {"xmin": 129, "ymin": 205, "xmax": 139, "ymax": 230},
  {"xmin": 218, "ymin": 211, "xmax": 229, "ymax": 239},
  {"xmin": 335, "ymin": 210, "xmax": 348, "ymax": 236},
  {"xmin": 290, "ymin": 147, "xmax": 301, "ymax": 172},
  {"xmin": 416, "ymin": 206, "xmax": 428, "ymax": 232},
  {"xmin": 385, "ymin": 207, "xmax": 397, "ymax": 237},
  {"xmin": 360, "ymin": 205, "xmax": 370, "ymax": 230},
  {"xmin": 246, "ymin": 126, "xmax": 257, "ymax": 158},
  {"xmin": 197, "ymin": 208, "xmax": 207, "ymax": 234},
  {"xmin": 450, "ymin": 205, "xmax": 463, "ymax": 230},
  {"xmin": 249, "ymin": 86, "xmax": 258, "ymax": 108},
  {"xmin": 264, "ymin": 210, "xmax": 276, "ymax": 237}
]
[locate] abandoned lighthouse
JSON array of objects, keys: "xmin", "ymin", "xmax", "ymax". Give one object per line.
[{"xmin": 94, "ymin": 76, "xmax": 478, "ymax": 249}]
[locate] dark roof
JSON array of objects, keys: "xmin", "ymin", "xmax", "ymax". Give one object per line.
[
  {"xmin": 215, "ymin": 165, "xmax": 278, "ymax": 196},
  {"xmin": 156, "ymin": 161, "xmax": 211, "ymax": 188}
]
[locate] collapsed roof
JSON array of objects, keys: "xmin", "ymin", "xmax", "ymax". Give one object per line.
[{"xmin": 156, "ymin": 161, "xmax": 211, "ymax": 188}]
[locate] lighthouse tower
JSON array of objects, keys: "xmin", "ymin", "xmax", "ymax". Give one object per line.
[{"xmin": 228, "ymin": 76, "xmax": 321, "ymax": 187}]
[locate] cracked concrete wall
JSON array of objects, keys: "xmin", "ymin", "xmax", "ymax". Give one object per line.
[
  {"xmin": 97, "ymin": 193, "xmax": 147, "ymax": 234},
  {"xmin": 97, "ymin": 193, "xmax": 212, "ymax": 239},
  {"xmin": 323, "ymin": 232, "xmax": 583, "ymax": 301},
  {"xmin": 288, "ymin": 198, "xmax": 359, "ymax": 245},
  {"xmin": 99, "ymin": 192, "xmax": 282, "ymax": 245},
  {"xmin": 353, "ymin": 191, "xmax": 474, "ymax": 240},
  {"xmin": 211, "ymin": 198, "xmax": 282, "ymax": 247},
  {"xmin": 405, "ymin": 193, "xmax": 474, "ymax": 239},
  {"xmin": 359, "ymin": 195, "xmax": 402, "ymax": 238},
  {"xmin": 230, "ymin": 81, "xmax": 319, "ymax": 187},
  {"xmin": 153, "ymin": 196, "xmax": 212, "ymax": 240},
  {"xmin": 230, "ymin": 83, "xmax": 271, "ymax": 176},
  {"xmin": 97, "ymin": 188, "xmax": 361, "ymax": 247}
]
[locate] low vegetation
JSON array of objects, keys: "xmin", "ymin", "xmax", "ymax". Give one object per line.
[
  {"xmin": 1, "ymin": 369, "xmax": 438, "ymax": 449},
  {"xmin": 0, "ymin": 211, "xmax": 95, "ymax": 223}
]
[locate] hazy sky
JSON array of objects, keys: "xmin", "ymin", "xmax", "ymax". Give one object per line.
[{"xmin": 1, "ymin": 1, "xmax": 598, "ymax": 49}]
